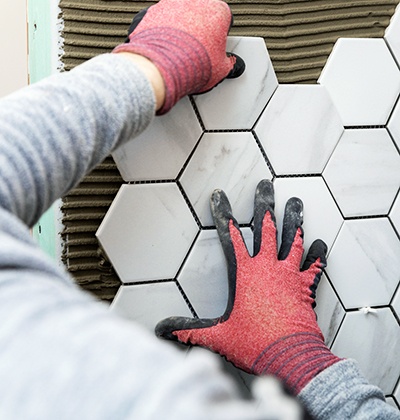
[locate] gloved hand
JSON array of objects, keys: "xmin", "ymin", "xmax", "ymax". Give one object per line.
[
  {"xmin": 156, "ymin": 179, "xmax": 341, "ymax": 395},
  {"xmin": 113, "ymin": 0, "xmax": 245, "ymax": 115}
]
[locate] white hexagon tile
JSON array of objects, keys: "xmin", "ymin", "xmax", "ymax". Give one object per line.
[
  {"xmin": 97, "ymin": 22, "xmax": 400, "ymax": 406},
  {"xmin": 272, "ymin": 177, "xmax": 343, "ymax": 253},
  {"xmin": 254, "ymin": 84, "xmax": 344, "ymax": 175},
  {"xmin": 395, "ymin": 380, "xmax": 400, "ymax": 409},
  {"xmin": 178, "ymin": 228, "xmax": 254, "ymax": 319},
  {"xmin": 314, "ymin": 274, "xmax": 345, "ymax": 348},
  {"xmin": 326, "ymin": 219, "xmax": 400, "ymax": 310},
  {"xmin": 193, "ymin": 36, "xmax": 278, "ymax": 130},
  {"xmin": 180, "ymin": 131, "xmax": 272, "ymax": 227},
  {"xmin": 388, "ymin": 96, "xmax": 400, "ymax": 149},
  {"xmin": 386, "ymin": 3, "xmax": 400, "ymax": 67},
  {"xmin": 323, "ymin": 128, "xmax": 400, "ymax": 217},
  {"xmin": 392, "ymin": 287, "xmax": 400, "ymax": 321},
  {"xmin": 390, "ymin": 192, "xmax": 400, "ymax": 236},
  {"xmin": 318, "ymin": 38, "xmax": 400, "ymax": 126},
  {"xmin": 110, "ymin": 282, "xmax": 193, "ymax": 332},
  {"xmin": 112, "ymin": 96, "xmax": 202, "ymax": 182},
  {"xmin": 331, "ymin": 308, "xmax": 400, "ymax": 395},
  {"xmin": 96, "ymin": 183, "xmax": 199, "ymax": 283}
]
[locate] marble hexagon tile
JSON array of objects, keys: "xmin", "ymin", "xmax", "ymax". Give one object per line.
[
  {"xmin": 180, "ymin": 132, "xmax": 272, "ymax": 227},
  {"xmin": 193, "ymin": 36, "xmax": 278, "ymax": 130},
  {"xmin": 385, "ymin": 3, "xmax": 400, "ymax": 67},
  {"xmin": 314, "ymin": 274, "xmax": 345, "ymax": 348},
  {"xmin": 254, "ymin": 84, "xmax": 344, "ymax": 175},
  {"xmin": 395, "ymin": 382, "xmax": 400, "ymax": 408},
  {"xmin": 392, "ymin": 287, "xmax": 400, "ymax": 321},
  {"xmin": 323, "ymin": 128, "xmax": 400, "ymax": 217},
  {"xmin": 110, "ymin": 282, "xmax": 193, "ymax": 332},
  {"xmin": 387, "ymin": 397, "xmax": 399, "ymax": 409},
  {"xmin": 178, "ymin": 228, "xmax": 253, "ymax": 319},
  {"xmin": 388, "ymin": 96, "xmax": 400, "ymax": 149},
  {"xmin": 272, "ymin": 177, "xmax": 343, "ymax": 253},
  {"xmin": 96, "ymin": 183, "xmax": 199, "ymax": 283},
  {"xmin": 112, "ymin": 97, "xmax": 202, "ymax": 181},
  {"xmin": 389, "ymin": 192, "xmax": 400, "ymax": 235},
  {"xmin": 326, "ymin": 219, "xmax": 400, "ymax": 310},
  {"xmin": 331, "ymin": 308, "xmax": 400, "ymax": 395},
  {"xmin": 318, "ymin": 38, "xmax": 400, "ymax": 126}
]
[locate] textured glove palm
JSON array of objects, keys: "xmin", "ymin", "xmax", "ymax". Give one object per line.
[
  {"xmin": 113, "ymin": 0, "xmax": 245, "ymax": 114},
  {"xmin": 156, "ymin": 180, "xmax": 341, "ymax": 394}
]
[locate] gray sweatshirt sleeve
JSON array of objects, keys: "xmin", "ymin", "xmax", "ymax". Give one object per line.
[
  {"xmin": 299, "ymin": 359, "xmax": 400, "ymax": 419},
  {"xmin": 0, "ymin": 53, "xmax": 154, "ymax": 228},
  {"xmin": 0, "ymin": 52, "xmax": 398, "ymax": 419}
]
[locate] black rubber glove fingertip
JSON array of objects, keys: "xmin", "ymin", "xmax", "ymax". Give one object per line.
[
  {"xmin": 226, "ymin": 53, "xmax": 246, "ymax": 78},
  {"xmin": 155, "ymin": 317, "xmax": 180, "ymax": 341}
]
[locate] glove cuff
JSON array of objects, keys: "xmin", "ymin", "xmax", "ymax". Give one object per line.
[
  {"xmin": 252, "ymin": 332, "xmax": 342, "ymax": 395},
  {"xmin": 113, "ymin": 27, "xmax": 212, "ymax": 115}
]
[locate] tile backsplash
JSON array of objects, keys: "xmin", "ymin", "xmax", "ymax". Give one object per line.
[{"xmin": 97, "ymin": 11, "xmax": 400, "ymax": 405}]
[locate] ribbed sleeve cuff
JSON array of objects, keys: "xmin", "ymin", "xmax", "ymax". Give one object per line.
[{"xmin": 252, "ymin": 332, "xmax": 342, "ymax": 395}]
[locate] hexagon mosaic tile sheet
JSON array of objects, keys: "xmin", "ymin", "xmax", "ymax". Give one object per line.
[{"xmin": 97, "ymin": 7, "xmax": 400, "ymax": 406}]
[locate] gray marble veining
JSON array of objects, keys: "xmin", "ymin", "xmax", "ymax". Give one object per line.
[
  {"xmin": 255, "ymin": 84, "xmax": 344, "ymax": 175},
  {"xmin": 180, "ymin": 132, "xmax": 272, "ymax": 226},
  {"xmin": 178, "ymin": 228, "xmax": 253, "ymax": 318}
]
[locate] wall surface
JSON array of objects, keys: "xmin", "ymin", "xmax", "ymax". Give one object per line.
[
  {"xmin": 59, "ymin": 0, "xmax": 400, "ymax": 300},
  {"xmin": 0, "ymin": 0, "xmax": 28, "ymax": 97},
  {"xmin": 2, "ymin": 0, "xmax": 400, "ymax": 303},
  {"xmin": 58, "ymin": 0, "xmax": 400, "ymax": 407}
]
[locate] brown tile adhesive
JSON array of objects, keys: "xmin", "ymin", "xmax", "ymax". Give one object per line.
[{"xmin": 59, "ymin": 0, "xmax": 399, "ymax": 301}]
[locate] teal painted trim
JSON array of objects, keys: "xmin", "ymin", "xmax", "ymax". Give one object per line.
[
  {"xmin": 32, "ymin": 205, "xmax": 59, "ymax": 261},
  {"xmin": 28, "ymin": 0, "xmax": 52, "ymax": 83},
  {"xmin": 29, "ymin": 0, "xmax": 59, "ymax": 261}
]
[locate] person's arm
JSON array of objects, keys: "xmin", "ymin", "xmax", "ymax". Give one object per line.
[
  {"xmin": 118, "ymin": 52, "xmax": 166, "ymax": 110},
  {"xmin": 299, "ymin": 359, "xmax": 400, "ymax": 419},
  {"xmin": 0, "ymin": 53, "xmax": 157, "ymax": 228}
]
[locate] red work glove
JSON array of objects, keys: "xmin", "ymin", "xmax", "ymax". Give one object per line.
[
  {"xmin": 156, "ymin": 180, "xmax": 341, "ymax": 395},
  {"xmin": 113, "ymin": 0, "xmax": 245, "ymax": 115}
]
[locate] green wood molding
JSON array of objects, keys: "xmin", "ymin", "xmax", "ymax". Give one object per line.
[{"xmin": 29, "ymin": 0, "xmax": 60, "ymax": 261}]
